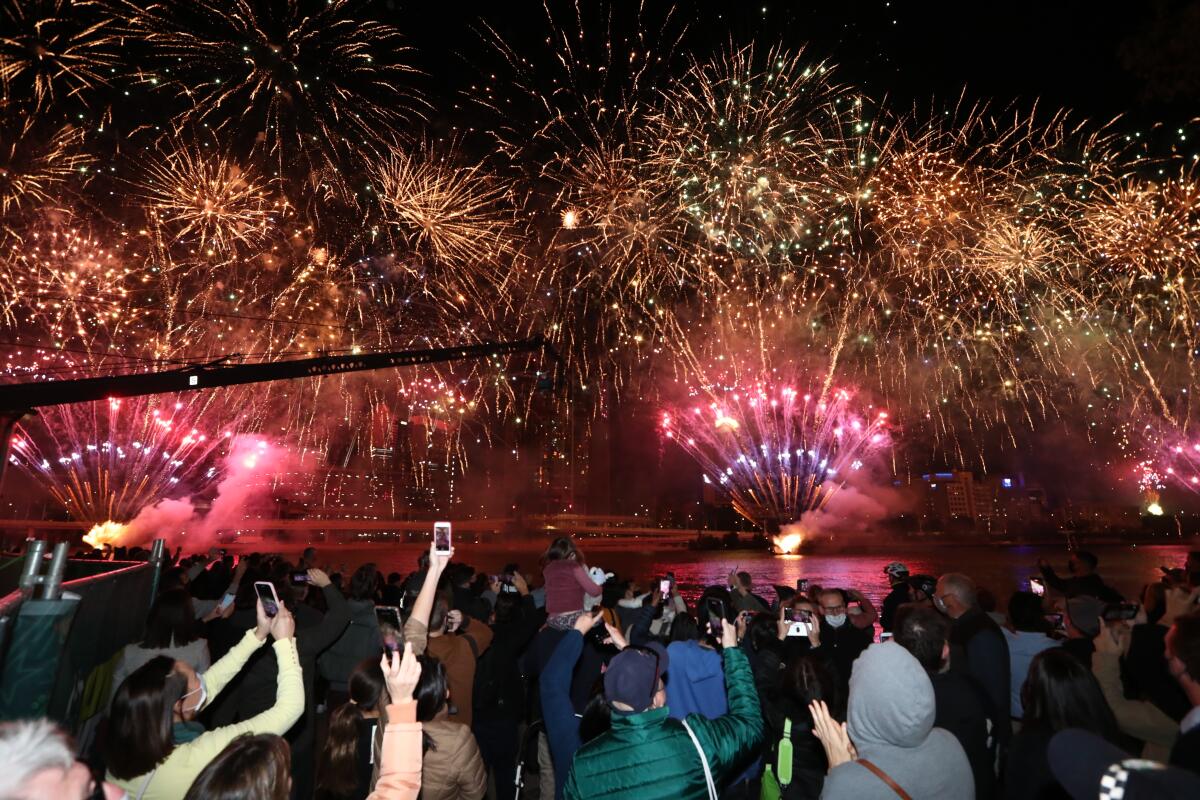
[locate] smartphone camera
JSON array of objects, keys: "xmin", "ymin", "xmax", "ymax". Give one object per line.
[{"xmin": 434, "ymin": 521, "xmax": 452, "ymax": 554}]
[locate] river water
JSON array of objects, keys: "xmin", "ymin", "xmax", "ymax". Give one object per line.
[{"xmin": 254, "ymin": 540, "xmax": 1195, "ymax": 610}]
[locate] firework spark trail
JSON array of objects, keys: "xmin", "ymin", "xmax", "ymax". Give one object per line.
[
  {"xmin": 0, "ymin": 112, "xmax": 92, "ymax": 219},
  {"xmin": 661, "ymin": 379, "xmax": 889, "ymax": 527},
  {"xmin": 8, "ymin": 394, "xmax": 238, "ymax": 522},
  {"xmin": 118, "ymin": 0, "xmax": 426, "ymax": 189},
  {"xmin": 0, "ymin": 0, "xmax": 118, "ymax": 109},
  {"xmin": 133, "ymin": 137, "xmax": 277, "ymax": 256}
]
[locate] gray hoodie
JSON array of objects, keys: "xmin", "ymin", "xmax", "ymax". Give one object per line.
[{"xmin": 821, "ymin": 641, "xmax": 975, "ymax": 800}]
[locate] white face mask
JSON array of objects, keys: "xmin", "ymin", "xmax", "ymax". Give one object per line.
[
  {"xmin": 180, "ymin": 674, "xmax": 207, "ymax": 714},
  {"xmin": 824, "ymin": 613, "xmax": 847, "ymax": 628}
]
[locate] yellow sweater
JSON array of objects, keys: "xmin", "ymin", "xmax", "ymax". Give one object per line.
[{"xmin": 108, "ymin": 629, "xmax": 304, "ymax": 800}]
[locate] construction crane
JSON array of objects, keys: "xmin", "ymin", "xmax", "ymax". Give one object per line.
[{"xmin": 0, "ymin": 337, "xmax": 553, "ymax": 488}]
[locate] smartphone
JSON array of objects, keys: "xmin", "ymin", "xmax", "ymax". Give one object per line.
[
  {"xmin": 659, "ymin": 578, "xmax": 671, "ymax": 598},
  {"xmin": 290, "ymin": 571, "xmax": 310, "ymax": 585},
  {"xmin": 217, "ymin": 591, "xmax": 236, "ymax": 611},
  {"xmin": 796, "ymin": 578, "xmax": 809, "ymax": 593},
  {"xmin": 784, "ymin": 607, "xmax": 797, "ymax": 622},
  {"xmin": 786, "ymin": 610, "xmax": 813, "ymax": 637},
  {"xmin": 1044, "ymin": 613, "xmax": 1064, "ymax": 630},
  {"xmin": 1029, "ymin": 577, "xmax": 1045, "ymax": 597},
  {"xmin": 434, "ymin": 521, "xmax": 452, "ymax": 554},
  {"xmin": 1102, "ymin": 602, "xmax": 1139, "ymax": 622},
  {"xmin": 254, "ymin": 581, "xmax": 280, "ymax": 618},
  {"xmin": 704, "ymin": 597, "xmax": 726, "ymax": 635},
  {"xmin": 880, "ymin": 631, "xmax": 894, "ymax": 642},
  {"xmin": 376, "ymin": 605, "xmax": 402, "ymax": 630}
]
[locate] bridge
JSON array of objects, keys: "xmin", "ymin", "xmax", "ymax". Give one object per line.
[{"xmin": 0, "ymin": 515, "xmax": 731, "ymax": 550}]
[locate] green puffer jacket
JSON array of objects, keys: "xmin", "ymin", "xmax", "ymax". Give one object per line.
[{"xmin": 563, "ymin": 646, "xmax": 763, "ymax": 800}]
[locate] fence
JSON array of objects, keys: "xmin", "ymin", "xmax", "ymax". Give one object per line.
[{"xmin": 0, "ymin": 540, "xmax": 163, "ymax": 736}]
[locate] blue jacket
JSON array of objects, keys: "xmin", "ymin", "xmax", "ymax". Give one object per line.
[
  {"xmin": 541, "ymin": 630, "xmax": 586, "ymax": 800},
  {"xmin": 666, "ymin": 640, "xmax": 728, "ymax": 721}
]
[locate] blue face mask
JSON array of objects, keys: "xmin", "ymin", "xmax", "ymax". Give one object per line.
[{"xmin": 824, "ymin": 613, "xmax": 847, "ymax": 628}]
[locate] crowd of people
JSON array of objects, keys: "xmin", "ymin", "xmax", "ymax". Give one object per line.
[{"xmin": 2, "ymin": 539, "xmax": 1200, "ymax": 799}]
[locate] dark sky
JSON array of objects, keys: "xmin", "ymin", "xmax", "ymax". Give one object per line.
[{"xmin": 394, "ymin": 0, "xmax": 1200, "ymax": 128}]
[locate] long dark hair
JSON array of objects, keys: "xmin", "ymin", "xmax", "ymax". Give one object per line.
[
  {"xmin": 1021, "ymin": 648, "xmax": 1120, "ymax": 740},
  {"xmin": 183, "ymin": 734, "xmax": 291, "ymax": 800},
  {"xmin": 350, "ymin": 563, "xmax": 379, "ymax": 601},
  {"xmin": 142, "ymin": 588, "xmax": 202, "ymax": 649},
  {"xmin": 182, "ymin": 734, "xmax": 290, "ymax": 800},
  {"xmin": 105, "ymin": 656, "xmax": 187, "ymax": 779},
  {"xmin": 316, "ymin": 657, "xmax": 388, "ymax": 798},
  {"xmin": 414, "ymin": 655, "xmax": 448, "ymax": 752},
  {"xmin": 542, "ymin": 536, "xmax": 580, "ymax": 564}
]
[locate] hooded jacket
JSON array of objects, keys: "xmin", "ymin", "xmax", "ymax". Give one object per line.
[
  {"xmin": 563, "ymin": 647, "xmax": 763, "ymax": 800},
  {"xmin": 821, "ymin": 642, "xmax": 974, "ymax": 800},
  {"xmin": 665, "ymin": 640, "xmax": 727, "ymax": 721},
  {"xmin": 318, "ymin": 598, "xmax": 383, "ymax": 691}
]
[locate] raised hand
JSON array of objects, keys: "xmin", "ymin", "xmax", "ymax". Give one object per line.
[
  {"xmin": 270, "ymin": 604, "xmax": 296, "ymax": 641},
  {"xmin": 307, "ymin": 568, "xmax": 331, "ymax": 588},
  {"xmin": 381, "ymin": 642, "xmax": 422, "ymax": 702},
  {"xmin": 809, "ymin": 699, "xmax": 856, "ymax": 770},
  {"xmin": 573, "ymin": 609, "xmax": 604, "ymax": 635}
]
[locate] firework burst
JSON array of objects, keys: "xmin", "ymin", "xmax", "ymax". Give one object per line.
[
  {"xmin": 121, "ymin": 0, "xmax": 426, "ymax": 186},
  {"xmin": 661, "ymin": 379, "xmax": 890, "ymax": 528},
  {"xmin": 133, "ymin": 137, "xmax": 278, "ymax": 257},
  {"xmin": 0, "ymin": 0, "xmax": 118, "ymax": 108}
]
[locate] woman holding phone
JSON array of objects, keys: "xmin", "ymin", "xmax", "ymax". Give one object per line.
[{"xmin": 104, "ymin": 599, "xmax": 303, "ymax": 800}]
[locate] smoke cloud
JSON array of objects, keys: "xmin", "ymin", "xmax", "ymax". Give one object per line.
[{"xmin": 86, "ymin": 436, "xmax": 303, "ymax": 550}]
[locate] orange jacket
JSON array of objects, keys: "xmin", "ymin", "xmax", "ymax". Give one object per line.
[{"xmin": 367, "ymin": 701, "xmax": 423, "ymax": 800}]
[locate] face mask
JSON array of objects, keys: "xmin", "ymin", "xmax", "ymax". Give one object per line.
[
  {"xmin": 932, "ymin": 596, "xmax": 949, "ymax": 615},
  {"xmin": 824, "ymin": 614, "xmax": 847, "ymax": 628},
  {"xmin": 180, "ymin": 674, "xmax": 207, "ymax": 714}
]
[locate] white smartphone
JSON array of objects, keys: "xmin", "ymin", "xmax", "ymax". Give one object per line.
[
  {"xmin": 254, "ymin": 581, "xmax": 280, "ymax": 617},
  {"xmin": 434, "ymin": 521, "xmax": 452, "ymax": 554},
  {"xmin": 1029, "ymin": 577, "xmax": 1045, "ymax": 597}
]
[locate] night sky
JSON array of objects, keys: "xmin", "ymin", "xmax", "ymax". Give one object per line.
[{"xmin": 397, "ymin": 1, "xmax": 1200, "ymax": 133}]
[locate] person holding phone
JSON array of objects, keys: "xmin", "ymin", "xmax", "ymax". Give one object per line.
[
  {"xmin": 105, "ymin": 598, "xmax": 303, "ymax": 800},
  {"xmin": 541, "ymin": 537, "xmax": 603, "ymax": 629},
  {"xmin": 403, "ymin": 542, "xmax": 494, "ymax": 728}
]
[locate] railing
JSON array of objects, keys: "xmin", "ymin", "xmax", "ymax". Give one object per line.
[{"xmin": 0, "ymin": 540, "xmax": 164, "ymax": 736}]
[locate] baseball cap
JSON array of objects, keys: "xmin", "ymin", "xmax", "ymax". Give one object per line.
[
  {"xmin": 603, "ymin": 643, "xmax": 669, "ymax": 714},
  {"xmin": 1048, "ymin": 728, "xmax": 1200, "ymax": 799},
  {"xmin": 883, "ymin": 562, "xmax": 909, "ymax": 579}
]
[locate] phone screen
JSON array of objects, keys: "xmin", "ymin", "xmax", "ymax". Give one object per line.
[
  {"xmin": 1029, "ymin": 577, "xmax": 1045, "ymax": 597},
  {"xmin": 796, "ymin": 578, "xmax": 809, "ymax": 593},
  {"xmin": 254, "ymin": 581, "xmax": 279, "ymax": 617},
  {"xmin": 1102, "ymin": 603, "xmax": 1139, "ymax": 622},
  {"xmin": 784, "ymin": 607, "xmax": 796, "ymax": 622},
  {"xmin": 434, "ymin": 521, "xmax": 452, "ymax": 553},
  {"xmin": 659, "ymin": 579, "xmax": 671, "ymax": 596},
  {"xmin": 217, "ymin": 592, "xmax": 236, "ymax": 611},
  {"xmin": 705, "ymin": 598, "xmax": 725, "ymax": 635},
  {"xmin": 290, "ymin": 571, "xmax": 310, "ymax": 585},
  {"xmin": 376, "ymin": 605, "xmax": 401, "ymax": 629}
]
